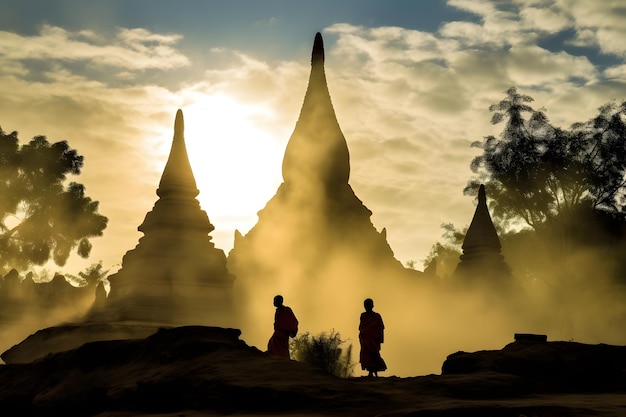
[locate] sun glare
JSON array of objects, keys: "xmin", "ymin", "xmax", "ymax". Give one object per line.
[{"xmin": 179, "ymin": 94, "xmax": 285, "ymax": 247}]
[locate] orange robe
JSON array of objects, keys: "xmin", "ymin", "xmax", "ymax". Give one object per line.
[
  {"xmin": 268, "ymin": 305, "xmax": 298, "ymax": 358},
  {"xmin": 359, "ymin": 311, "xmax": 387, "ymax": 372}
]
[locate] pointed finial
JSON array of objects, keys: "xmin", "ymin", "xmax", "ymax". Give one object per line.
[
  {"xmin": 460, "ymin": 183, "xmax": 501, "ymax": 253},
  {"xmin": 175, "ymin": 109, "xmax": 184, "ymax": 138},
  {"xmin": 281, "ymin": 30, "xmax": 350, "ymax": 186},
  {"xmin": 312, "ymin": 32, "xmax": 324, "ymax": 65},
  {"xmin": 478, "ymin": 184, "xmax": 486, "ymax": 205},
  {"xmin": 154, "ymin": 109, "xmax": 198, "ymax": 199}
]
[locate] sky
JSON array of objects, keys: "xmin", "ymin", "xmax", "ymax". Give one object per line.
[{"xmin": 1, "ymin": 0, "xmax": 626, "ymax": 277}]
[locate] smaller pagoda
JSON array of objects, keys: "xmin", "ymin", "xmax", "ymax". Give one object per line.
[
  {"xmin": 453, "ymin": 185, "xmax": 512, "ymax": 286},
  {"xmin": 92, "ymin": 109, "xmax": 235, "ymax": 325}
]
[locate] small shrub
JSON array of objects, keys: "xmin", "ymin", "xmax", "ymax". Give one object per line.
[{"xmin": 290, "ymin": 329, "xmax": 355, "ymax": 378}]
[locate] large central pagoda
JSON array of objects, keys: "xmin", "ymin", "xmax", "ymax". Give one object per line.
[{"xmin": 228, "ymin": 33, "xmax": 406, "ymax": 310}]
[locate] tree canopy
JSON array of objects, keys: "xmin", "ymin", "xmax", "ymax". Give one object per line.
[
  {"xmin": 425, "ymin": 88, "xmax": 626, "ymax": 281},
  {"xmin": 467, "ymin": 87, "xmax": 626, "ymax": 236},
  {"xmin": 0, "ymin": 128, "xmax": 108, "ymax": 273}
]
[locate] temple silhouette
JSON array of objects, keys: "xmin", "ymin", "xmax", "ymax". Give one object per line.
[
  {"xmin": 228, "ymin": 33, "xmax": 406, "ymax": 290},
  {"xmin": 3, "ymin": 32, "xmax": 418, "ymax": 363},
  {"xmin": 453, "ymin": 184, "xmax": 512, "ymax": 286},
  {"xmin": 3, "ymin": 110, "xmax": 237, "ymax": 363},
  {"xmin": 90, "ymin": 109, "xmax": 236, "ymax": 325}
]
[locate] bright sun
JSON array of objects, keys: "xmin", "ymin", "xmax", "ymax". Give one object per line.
[{"xmin": 177, "ymin": 94, "xmax": 285, "ymax": 249}]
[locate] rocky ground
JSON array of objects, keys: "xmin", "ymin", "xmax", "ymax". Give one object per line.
[{"xmin": 1, "ymin": 326, "xmax": 626, "ymax": 416}]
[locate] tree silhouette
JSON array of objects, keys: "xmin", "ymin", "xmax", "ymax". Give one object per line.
[
  {"xmin": 65, "ymin": 261, "xmax": 110, "ymax": 287},
  {"xmin": 467, "ymin": 87, "xmax": 626, "ymax": 237},
  {"xmin": 0, "ymin": 128, "xmax": 108, "ymax": 273},
  {"xmin": 462, "ymin": 87, "xmax": 626, "ymax": 291},
  {"xmin": 422, "ymin": 223, "xmax": 464, "ymax": 278}
]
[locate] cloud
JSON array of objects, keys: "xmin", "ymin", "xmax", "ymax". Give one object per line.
[
  {"xmin": 318, "ymin": 6, "xmax": 626, "ymax": 263},
  {"xmin": 1, "ymin": 1, "xmax": 625, "ymax": 275},
  {"xmin": 443, "ymin": 0, "xmax": 536, "ymax": 47},
  {"xmin": 0, "ymin": 24, "xmax": 189, "ymax": 71},
  {"xmin": 448, "ymin": 0, "xmax": 500, "ymax": 17},
  {"xmin": 568, "ymin": 28, "xmax": 597, "ymax": 48},
  {"xmin": 520, "ymin": 6, "xmax": 571, "ymax": 33},
  {"xmin": 446, "ymin": 0, "xmax": 626, "ymax": 58},
  {"xmin": 604, "ymin": 64, "xmax": 626, "ymax": 81},
  {"xmin": 328, "ymin": 24, "xmax": 455, "ymax": 69},
  {"xmin": 505, "ymin": 45, "xmax": 597, "ymax": 86},
  {"xmin": 559, "ymin": 0, "xmax": 626, "ymax": 56}
]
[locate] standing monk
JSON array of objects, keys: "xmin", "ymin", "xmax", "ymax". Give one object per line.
[
  {"xmin": 359, "ymin": 298, "xmax": 387, "ymax": 377},
  {"xmin": 267, "ymin": 295, "xmax": 299, "ymax": 358}
]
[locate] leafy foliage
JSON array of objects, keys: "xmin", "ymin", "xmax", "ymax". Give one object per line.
[
  {"xmin": 460, "ymin": 88, "xmax": 626, "ymax": 286},
  {"xmin": 0, "ymin": 127, "xmax": 108, "ymax": 273},
  {"xmin": 65, "ymin": 261, "xmax": 110, "ymax": 287},
  {"xmin": 467, "ymin": 87, "xmax": 626, "ymax": 237},
  {"xmin": 290, "ymin": 330, "xmax": 355, "ymax": 378},
  {"xmin": 422, "ymin": 223, "xmax": 465, "ymax": 277}
]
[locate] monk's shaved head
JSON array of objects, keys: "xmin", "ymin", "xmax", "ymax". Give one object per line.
[{"xmin": 274, "ymin": 295, "xmax": 284, "ymax": 307}]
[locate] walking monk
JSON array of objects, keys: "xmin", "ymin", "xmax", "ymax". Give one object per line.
[
  {"xmin": 267, "ymin": 295, "xmax": 299, "ymax": 358},
  {"xmin": 359, "ymin": 298, "xmax": 387, "ymax": 377}
]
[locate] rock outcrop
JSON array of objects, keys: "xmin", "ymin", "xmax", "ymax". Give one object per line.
[
  {"xmin": 442, "ymin": 336, "xmax": 626, "ymax": 391},
  {"xmin": 1, "ymin": 322, "xmax": 164, "ymax": 364},
  {"xmin": 2, "ymin": 327, "xmax": 626, "ymax": 416}
]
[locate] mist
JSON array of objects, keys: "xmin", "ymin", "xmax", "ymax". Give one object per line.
[
  {"xmin": 223, "ymin": 33, "xmax": 512, "ymax": 376},
  {"xmin": 0, "ymin": 271, "xmax": 96, "ymax": 360},
  {"xmin": 229, "ymin": 238, "xmax": 626, "ymax": 377},
  {"xmin": 3, "ymin": 31, "xmax": 626, "ymax": 381},
  {"xmin": 222, "ymin": 33, "xmax": 626, "ymax": 377}
]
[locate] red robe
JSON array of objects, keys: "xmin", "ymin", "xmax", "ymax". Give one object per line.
[
  {"xmin": 359, "ymin": 311, "xmax": 387, "ymax": 372},
  {"xmin": 267, "ymin": 305, "xmax": 298, "ymax": 358}
]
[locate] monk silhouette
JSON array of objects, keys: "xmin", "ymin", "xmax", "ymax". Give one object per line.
[
  {"xmin": 359, "ymin": 298, "xmax": 387, "ymax": 377},
  {"xmin": 267, "ymin": 295, "xmax": 299, "ymax": 358}
]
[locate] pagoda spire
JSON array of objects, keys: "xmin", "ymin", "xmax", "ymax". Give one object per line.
[
  {"xmin": 94, "ymin": 109, "xmax": 235, "ymax": 326},
  {"xmin": 228, "ymin": 32, "xmax": 406, "ymax": 348},
  {"xmin": 312, "ymin": 31, "xmax": 324, "ymax": 65},
  {"xmin": 139, "ymin": 109, "xmax": 211, "ymax": 234},
  {"xmin": 454, "ymin": 184, "xmax": 512, "ymax": 286},
  {"xmin": 157, "ymin": 109, "xmax": 199, "ymax": 198},
  {"xmin": 281, "ymin": 32, "xmax": 350, "ymax": 187},
  {"xmin": 461, "ymin": 184, "xmax": 501, "ymax": 253}
]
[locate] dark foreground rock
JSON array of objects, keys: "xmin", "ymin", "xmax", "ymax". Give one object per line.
[
  {"xmin": 1, "ymin": 322, "xmax": 165, "ymax": 364},
  {"xmin": 1, "ymin": 326, "xmax": 626, "ymax": 417},
  {"xmin": 442, "ymin": 339, "xmax": 626, "ymax": 392}
]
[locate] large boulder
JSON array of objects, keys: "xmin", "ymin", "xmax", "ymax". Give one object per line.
[{"xmin": 442, "ymin": 338, "xmax": 626, "ymax": 391}]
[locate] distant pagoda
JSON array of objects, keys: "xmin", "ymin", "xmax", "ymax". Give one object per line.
[
  {"xmin": 228, "ymin": 33, "xmax": 405, "ymax": 293},
  {"xmin": 453, "ymin": 184, "xmax": 512, "ymax": 286},
  {"xmin": 92, "ymin": 110, "xmax": 235, "ymax": 325}
]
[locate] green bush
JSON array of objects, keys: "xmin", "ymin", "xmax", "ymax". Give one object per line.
[{"xmin": 289, "ymin": 330, "xmax": 355, "ymax": 378}]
